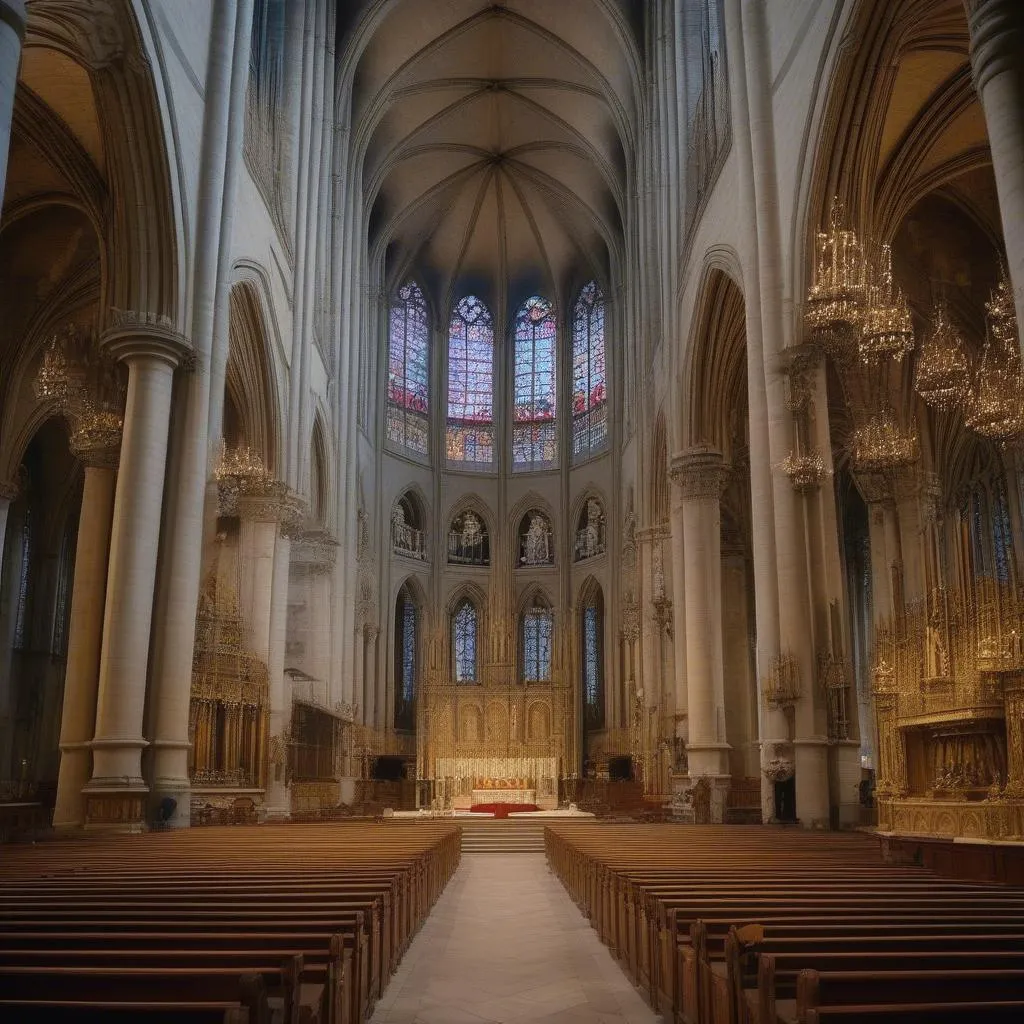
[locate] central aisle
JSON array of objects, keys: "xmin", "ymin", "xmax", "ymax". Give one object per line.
[{"xmin": 370, "ymin": 853, "xmax": 662, "ymax": 1024}]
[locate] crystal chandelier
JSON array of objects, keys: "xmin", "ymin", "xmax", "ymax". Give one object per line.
[
  {"xmin": 33, "ymin": 324, "xmax": 91, "ymax": 411},
  {"xmin": 804, "ymin": 197, "xmax": 867, "ymax": 357},
  {"xmin": 851, "ymin": 407, "xmax": 919, "ymax": 473},
  {"xmin": 913, "ymin": 303, "xmax": 970, "ymax": 412},
  {"xmin": 70, "ymin": 398, "xmax": 124, "ymax": 454},
  {"xmin": 963, "ymin": 269, "xmax": 1024, "ymax": 444},
  {"xmin": 780, "ymin": 449, "xmax": 826, "ymax": 492},
  {"xmin": 860, "ymin": 242, "xmax": 914, "ymax": 363},
  {"xmin": 216, "ymin": 442, "xmax": 273, "ymax": 492}
]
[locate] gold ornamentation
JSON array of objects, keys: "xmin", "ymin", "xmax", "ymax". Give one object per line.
[
  {"xmin": 804, "ymin": 197, "xmax": 867, "ymax": 357},
  {"xmin": 781, "ymin": 449, "xmax": 827, "ymax": 492},
  {"xmin": 913, "ymin": 303, "xmax": 970, "ymax": 412},
  {"xmin": 851, "ymin": 407, "xmax": 919, "ymax": 472},
  {"xmin": 763, "ymin": 651, "xmax": 801, "ymax": 708},
  {"xmin": 860, "ymin": 242, "xmax": 914, "ymax": 363}
]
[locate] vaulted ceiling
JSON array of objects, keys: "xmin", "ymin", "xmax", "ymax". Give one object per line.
[{"xmin": 342, "ymin": 1, "xmax": 643, "ymax": 312}]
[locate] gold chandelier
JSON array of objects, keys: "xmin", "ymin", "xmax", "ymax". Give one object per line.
[
  {"xmin": 216, "ymin": 442, "xmax": 273, "ymax": 491},
  {"xmin": 963, "ymin": 270, "xmax": 1024, "ymax": 444},
  {"xmin": 33, "ymin": 324, "xmax": 92, "ymax": 411},
  {"xmin": 860, "ymin": 242, "xmax": 914, "ymax": 363},
  {"xmin": 913, "ymin": 303, "xmax": 970, "ymax": 412},
  {"xmin": 851, "ymin": 407, "xmax": 919, "ymax": 473},
  {"xmin": 780, "ymin": 448, "xmax": 827, "ymax": 491},
  {"xmin": 804, "ymin": 198, "xmax": 867, "ymax": 356}
]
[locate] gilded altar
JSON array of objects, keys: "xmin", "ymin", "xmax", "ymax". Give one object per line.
[
  {"xmin": 872, "ymin": 580, "xmax": 1024, "ymax": 841},
  {"xmin": 417, "ymin": 680, "xmax": 574, "ymax": 809}
]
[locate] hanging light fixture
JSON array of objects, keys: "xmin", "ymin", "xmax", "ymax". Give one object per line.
[
  {"xmin": 851, "ymin": 407, "xmax": 919, "ymax": 473},
  {"xmin": 860, "ymin": 242, "xmax": 914, "ymax": 363},
  {"xmin": 804, "ymin": 197, "xmax": 867, "ymax": 358},
  {"xmin": 33, "ymin": 324, "xmax": 91, "ymax": 411},
  {"xmin": 964, "ymin": 268, "xmax": 1024, "ymax": 444},
  {"xmin": 913, "ymin": 302, "xmax": 971, "ymax": 412}
]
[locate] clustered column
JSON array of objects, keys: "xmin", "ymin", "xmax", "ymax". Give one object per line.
[
  {"xmin": 83, "ymin": 318, "xmax": 191, "ymax": 828},
  {"xmin": 675, "ymin": 447, "xmax": 732, "ymax": 820},
  {"xmin": 967, "ymin": 0, "xmax": 1024, "ymax": 328},
  {"xmin": 52, "ymin": 437, "xmax": 120, "ymax": 829}
]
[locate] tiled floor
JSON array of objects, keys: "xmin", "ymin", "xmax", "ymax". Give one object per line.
[{"xmin": 370, "ymin": 854, "xmax": 662, "ymax": 1024}]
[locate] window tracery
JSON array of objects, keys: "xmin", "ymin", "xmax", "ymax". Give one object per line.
[
  {"xmin": 513, "ymin": 295, "xmax": 557, "ymax": 469},
  {"xmin": 394, "ymin": 587, "xmax": 417, "ymax": 731},
  {"xmin": 582, "ymin": 590, "xmax": 604, "ymax": 727},
  {"xmin": 452, "ymin": 598, "xmax": 479, "ymax": 683},
  {"xmin": 447, "ymin": 296, "xmax": 494, "ymax": 466},
  {"xmin": 387, "ymin": 282, "xmax": 430, "ymax": 456},
  {"xmin": 521, "ymin": 601, "xmax": 554, "ymax": 683},
  {"xmin": 572, "ymin": 281, "xmax": 607, "ymax": 458}
]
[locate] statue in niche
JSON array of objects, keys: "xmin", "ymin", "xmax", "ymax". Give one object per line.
[
  {"xmin": 522, "ymin": 513, "xmax": 552, "ymax": 565},
  {"xmin": 578, "ymin": 498, "xmax": 605, "ymax": 559},
  {"xmin": 461, "ymin": 512, "xmax": 483, "ymax": 546},
  {"xmin": 925, "ymin": 606, "xmax": 948, "ymax": 679}
]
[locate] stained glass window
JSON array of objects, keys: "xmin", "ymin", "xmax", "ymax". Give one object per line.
[
  {"xmin": 993, "ymin": 480, "xmax": 1013, "ymax": 584},
  {"xmin": 513, "ymin": 295, "xmax": 557, "ymax": 469},
  {"xmin": 583, "ymin": 597, "xmax": 603, "ymax": 727},
  {"xmin": 452, "ymin": 599, "xmax": 478, "ymax": 683},
  {"xmin": 447, "ymin": 296, "xmax": 494, "ymax": 465},
  {"xmin": 521, "ymin": 604, "xmax": 554, "ymax": 683},
  {"xmin": 386, "ymin": 281, "xmax": 430, "ymax": 455},
  {"xmin": 572, "ymin": 281, "xmax": 607, "ymax": 458},
  {"xmin": 394, "ymin": 588, "xmax": 417, "ymax": 730}
]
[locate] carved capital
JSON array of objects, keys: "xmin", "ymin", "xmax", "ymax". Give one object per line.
[
  {"xmin": 292, "ymin": 528, "xmax": 338, "ymax": 574},
  {"xmin": 670, "ymin": 446, "xmax": 728, "ymax": 501},
  {"xmin": 101, "ymin": 313, "xmax": 192, "ymax": 371},
  {"xmin": 966, "ymin": 0, "xmax": 1024, "ymax": 94}
]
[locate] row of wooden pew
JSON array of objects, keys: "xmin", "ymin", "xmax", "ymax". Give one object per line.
[
  {"xmin": 0, "ymin": 820, "xmax": 462, "ymax": 1023},
  {"xmin": 544, "ymin": 823, "xmax": 1024, "ymax": 1024}
]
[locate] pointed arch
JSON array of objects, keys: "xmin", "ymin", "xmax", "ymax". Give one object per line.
[
  {"xmin": 386, "ymin": 279, "xmax": 430, "ymax": 456},
  {"xmin": 578, "ymin": 575, "xmax": 605, "ymax": 729},
  {"xmin": 571, "ymin": 280, "xmax": 608, "ymax": 458},
  {"xmin": 446, "ymin": 294, "xmax": 494, "ymax": 467},
  {"xmin": 391, "ymin": 484, "xmax": 429, "ymax": 560},
  {"xmin": 393, "ymin": 578, "xmax": 421, "ymax": 730},
  {"xmin": 448, "ymin": 582, "xmax": 485, "ymax": 684},
  {"xmin": 519, "ymin": 584, "xmax": 555, "ymax": 684},
  {"xmin": 512, "ymin": 294, "xmax": 558, "ymax": 470}
]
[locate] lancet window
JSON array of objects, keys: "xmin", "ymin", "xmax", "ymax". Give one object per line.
[
  {"xmin": 386, "ymin": 281, "xmax": 430, "ymax": 456},
  {"xmin": 394, "ymin": 586, "xmax": 417, "ymax": 731},
  {"xmin": 571, "ymin": 282, "xmax": 607, "ymax": 458},
  {"xmin": 512, "ymin": 295, "xmax": 557, "ymax": 469},
  {"xmin": 452, "ymin": 599, "xmax": 479, "ymax": 683},
  {"xmin": 521, "ymin": 601, "xmax": 554, "ymax": 683},
  {"xmin": 448, "ymin": 510, "xmax": 489, "ymax": 566},
  {"xmin": 582, "ymin": 590, "xmax": 604, "ymax": 727},
  {"xmin": 447, "ymin": 296, "xmax": 494, "ymax": 466}
]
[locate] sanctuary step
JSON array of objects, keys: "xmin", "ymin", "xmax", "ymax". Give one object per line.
[{"xmin": 459, "ymin": 817, "xmax": 549, "ymax": 853}]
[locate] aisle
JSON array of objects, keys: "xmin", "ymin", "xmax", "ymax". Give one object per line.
[{"xmin": 370, "ymin": 853, "xmax": 661, "ymax": 1024}]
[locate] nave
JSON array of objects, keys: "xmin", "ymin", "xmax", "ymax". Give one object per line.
[{"xmin": 2, "ymin": 818, "xmax": 1024, "ymax": 1022}]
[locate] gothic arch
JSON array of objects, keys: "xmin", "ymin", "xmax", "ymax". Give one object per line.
[
  {"xmin": 507, "ymin": 490, "xmax": 558, "ymax": 562},
  {"xmin": 225, "ymin": 279, "xmax": 284, "ymax": 477},
  {"xmin": 23, "ymin": 0, "xmax": 182, "ymax": 322},
  {"xmin": 444, "ymin": 494, "xmax": 495, "ymax": 544},
  {"xmin": 682, "ymin": 267, "xmax": 747, "ymax": 460}
]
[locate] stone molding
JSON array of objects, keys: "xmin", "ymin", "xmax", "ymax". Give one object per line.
[
  {"xmin": 0, "ymin": 478, "xmax": 19, "ymax": 502},
  {"xmin": 967, "ymin": 0, "xmax": 1024, "ymax": 93},
  {"xmin": 291, "ymin": 528, "xmax": 338, "ymax": 575},
  {"xmin": 670, "ymin": 446, "xmax": 729, "ymax": 501}
]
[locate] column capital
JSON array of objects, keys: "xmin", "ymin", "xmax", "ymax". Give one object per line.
[
  {"xmin": 235, "ymin": 483, "xmax": 290, "ymax": 523},
  {"xmin": 0, "ymin": 1, "xmax": 26, "ymax": 39},
  {"xmin": 966, "ymin": 0, "xmax": 1024, "ymax": 93},
  {"xmin": 70, "ymin": 434, "xmax": 121, "ymax": 470},
  {"xmin": 101, "ymin": 311, "xmax": 192, "ymax": 369},
  {"xmin": 670, "ymin": 446, "xmax": 729, "ymax": 500}
]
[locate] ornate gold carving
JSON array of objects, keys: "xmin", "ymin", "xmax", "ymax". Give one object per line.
[{"xmin": 670, "ymin": 446, "xmax": 729, "ymax": 501}]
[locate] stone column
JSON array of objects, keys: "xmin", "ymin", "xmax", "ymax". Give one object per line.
[
  {"xmin": 237, "ymin": 494, "xmax": 282, "ymax": 663},
  {"xmin": 0, "ymin": 479, "xmax": 18, "ymax": 764},
  {"xmin": 0, "ymin": 478, "xmax": 16, "ymax": 591},
  {"xmin": 676, "ymin": 447, "xmax": 731, "ymax": 820},
  {"xmin": 265, "ymin": 530, "xmax": 291, "ymax": 818},
  {"xmin": 362, "ymin": 624, "xmax": 378, "ymax": 732},
  {"xmin": 967, "ymin": 0, "xmax": 1024, "ymax": 329},
  {"xmin": 52, "ymin": 440, "xmax": 119, "ymax": 830},
  {"xmin": 83, "ymin": 317, "xmax": 191, "ymax": 829},
  {"xmin": 668, "ymin": 478, "xmax": 689, "ymax": 745},
  {"xmin": 1003, "ymin": 675, "xmax": 1024, "ymax": 798},
  {"xmin": 0, "ymin": 0, "xmax": 26, "ymax": 209}
]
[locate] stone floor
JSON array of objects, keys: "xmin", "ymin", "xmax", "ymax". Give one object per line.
[{"xmin": 369, "ymin": 853, "xmax": 662, "ymax": 1024}]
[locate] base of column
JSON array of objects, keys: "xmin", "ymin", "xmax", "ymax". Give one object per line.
[
  {"xmin": 51, "ymin": 742, "xmax": 93, "ymax": 831},
  {"xmin": 685, "ymin": 741, "xmax": 731, "ymax": 777},
  {"xmin": 794, "ymin": 738, "xmax": 831, "ymax": 829},
  {"xmin": 670, "ymin": 772, "xmax": 731, "ymax": 823},
  {"xmin": 149, "ymin": 775, "xmax": 192, "ymax": 829},
  {"xmin": 82, "ymin": 780, "xmax": 149, "ymax": 831},
  {"xmin": 262, "ymin": 777, "xmax": 291, "ymax": 821}
]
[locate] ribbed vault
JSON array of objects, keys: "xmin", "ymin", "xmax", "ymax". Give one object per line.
[{"xmin": 342, "ymin": 1, "xmax": 642, "ymax": 307}]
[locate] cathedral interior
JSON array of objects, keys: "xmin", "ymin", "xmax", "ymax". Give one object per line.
[{"xmin": 2, "ymin": 1, "xmax": 1024, "ymax": 1020}]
